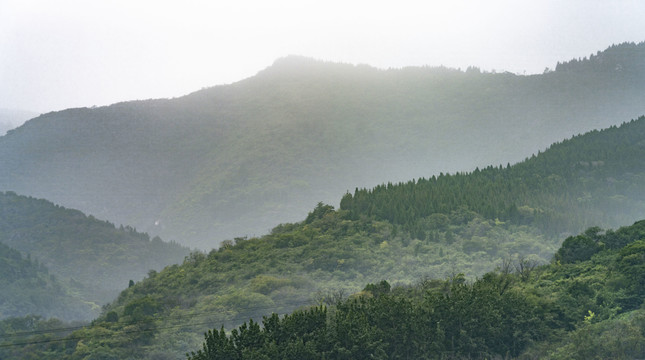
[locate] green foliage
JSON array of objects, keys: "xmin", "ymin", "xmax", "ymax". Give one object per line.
[
  {"xmin": 186, "ymin": 219, "xmax": 645, "ymax": 359},
  {"xmin": 248, "ymin": 275, "xmax": 292, "ymax": 295},
  {"xmin": 0, "ymin": 241, "xmax": 96, "ymax": 320},
  {"xmin": 7, "ymin": 209, "xmax": 645, "ymax": 359},
  {"xmin": 304, "ymin": 202, "xmax": 335, "ymax": 224},
  {"xmin": 340, "ymin": 117, "xmax": 645, "ymax": 238},
  {"xmin": 123, "ymin": 296, "xmax": 162, "ymax": 321},
  {"xmin": 186, "ymin": 278, "xmax": 549, "ymax": 359},
  {"xmin": 188, "ymin": 306, "xmax": 329, "ymax": 360},
  {"xmin": 555, "ymin": 233, "xmax": 603, "ymax": 264},
  {"xmin": 616, "ymin": 239, "xmax": 645, "ymax": 308},
  {"xmin": 105, "ymin": 311, "xmax": 119, "ymax": 323},
  {"xmin": 0, "ymin": 191, "xmax": 190, "ymax": 317},
  {"xmin": 527, "ymin": 309, "xmax": 645, "ymax": 359},
  {"xmin": 0, "ymin": 315, "xmax": 84, "ymax": 360},
  {"xmin": 362, "ymin": 280, "xmax": 391, "ymax": 297},
  {"xmin": 21, "ymin": 198, "xmax": 559, "ymax": 358}
]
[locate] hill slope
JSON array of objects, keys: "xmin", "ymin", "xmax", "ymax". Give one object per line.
[
  {"xmin": 10, "ymin": 116, "xmax": 645, "ymax": 359},
  {"xmin": 0, "ymin": 242, "xmax": 96, "ymax": 321},
  {"xmin": 341, "ymin": 116, "xmax": 645, "ymax": 237},
  {"xmin": 1, "ymin": 43, "xmax": 645, "ymax": 249},
  {"xmin": 0, "ymin": 192, "xmax": 190, "ymax": 311},
  {"xmin": 0, "ymin": 108, "xmax": 37, "ymax": 136},
  {"xmin": 184, "ymin": 220, "xmax": 645, "ymax": 359}
]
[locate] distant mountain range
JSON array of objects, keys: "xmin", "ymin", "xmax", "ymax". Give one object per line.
[{"xmin": 1, "ymin": 42, "xmax": 644, "ymax": 249}]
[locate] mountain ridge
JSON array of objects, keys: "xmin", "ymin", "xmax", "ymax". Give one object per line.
[
  {"xmin": 0, "ymin": 191, "xmax": 190, "ymax": 316},
  {"xmin": 1, "ymin": 42, "xmax": 644, "ymax": 249}
]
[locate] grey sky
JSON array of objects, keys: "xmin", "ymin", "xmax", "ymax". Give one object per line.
[{"xmin": 1, "ymin": 0, "xmax": 644, "ymax": 113}]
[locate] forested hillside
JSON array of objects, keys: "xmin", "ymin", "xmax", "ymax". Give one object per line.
[
  {"xmin": 1, "ymin": 42, "xmax": 644, "ymax": 249},
  {"xmin": 5, "ymin": 116, "xmax": 645, "ymax": 359},
  {"xmin": 341, "ymin": 116, "xmax": 645, "ymax": 237},
  {"xmin": 186, "ymin": 220, "xmax": 645, "ymax": 359},
  {"xmin": 0, "ymin": 242, "xmax": 96, "ymax": 321},
  {"xmin": 0, "ymin": 192, "xmax": 190, "ymax": 313}
]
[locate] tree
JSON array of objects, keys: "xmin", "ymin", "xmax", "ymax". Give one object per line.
[
  {"xmin": 305, "ymin": 202, "xmax": 335, "ymax": 224},
  {"xmin": 188, "ymin": 327, "xmax": 238, "ymax": 360},
  {"xmin": 555, "ymin": 232, "xmax": 602, "ymax": 263},
  {"xmin": 363, "ymin": 280, "xmax": 391, "ymax": 297}
]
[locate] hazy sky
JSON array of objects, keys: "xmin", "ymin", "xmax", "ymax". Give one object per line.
[{"xmin": 1, "ymin": 0, "xmax": 644, "ymax": 113}]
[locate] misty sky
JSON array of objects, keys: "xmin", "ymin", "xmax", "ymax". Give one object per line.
[{"xmin": 1, "ymin": 0, "xmax": 644, "ymax": 114}]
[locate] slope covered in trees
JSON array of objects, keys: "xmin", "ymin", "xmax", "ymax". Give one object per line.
[
  {"xmin": 7, "ymin": 217, "xmax": 643, "ymax": 359},
  {"xmin": 6, "ymin": 116, "xmax": 645, "ymax": 359},
  {"xmin": 0, "ymin": 242, "xmax": 96, "ymax": 321},
  {"xmin": 341, "ymin": 116, "xmax": 645, "ymax": 237},
  {"xmin": 0, "ymin": 191, "xmax": 190, "ymax": 313},
  {"xmin": 1, "ymin": 43, "xmax": 644, "ymax": 249},
  {"xmin": 186, "ymin": 220, "xmax": 645, "ymax": 359}
]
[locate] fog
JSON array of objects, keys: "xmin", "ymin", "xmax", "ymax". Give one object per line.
[{"xmin": 1, "ymin": 0, "xmax": 644, "ymax": 113}]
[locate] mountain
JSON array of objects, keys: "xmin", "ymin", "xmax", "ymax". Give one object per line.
[
  {"xmin": 1, "ymin": 42, "xmax": 644, "ymax": 249},
  {"xmin": 0, "ymin": 191, "xmax": 190, "ymax": 312},
  {"xmin": 0, "ymin": 241, "xmax": 96, "ymax": 321},
  {"xmin": 10, "ymin": 116, "xmax": 645, "ymax": 359}
]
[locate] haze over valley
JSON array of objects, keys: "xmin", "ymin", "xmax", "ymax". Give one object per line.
[{"xmin": 2, "ymin": 1, "xmax": 645, "ymax": 358}]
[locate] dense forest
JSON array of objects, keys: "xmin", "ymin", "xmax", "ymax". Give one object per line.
[
  {"xmin": 2, "ymin": 116, "xmax": 644, "ymax": 358},
  {"xmin": 187, "ymin": 220, "xmax": 645, "ymax": 359},
  {"xmin": 340, "ymin": 116, "xmax": 645, "ymax": 236},
  {"xmin": 2, "ymin": 220, "xmax": 643, "ymax": 359},
  {"xmin": 1, "ymin": 43, "xmax": 644, "ymax": 249},
  {"xmin": 0, "ymin": 242, "xmax": 96, "ymax": 320},
  {"xmin": 0, "ymin": 192, "xmax": 190, "ymax": 318}
]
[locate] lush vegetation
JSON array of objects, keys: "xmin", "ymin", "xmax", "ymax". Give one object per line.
[
  {"xmin": 6, "ymin": 210, "xmax": 550, "ymax": 359},
  {"xmin": 188, "ymin": 220, "xmax": 645, "ymax": 359},
  {"xmin": 1, "ymin": 42, "xmax": 644, "ymax": 358},
  {"xmin": 4, "ymin": 215, "xmax": 644, "ymax": 359},
  {"xmin": 1, "ymin": 43, "xmax": 644, "ymax": 248},
  {"xmin": 341, "ymin": 116, "xmax": 645, "ymax": 237},
  {"xmin": 3, "ymin": 116, "xmax": 645, "ymax": 358},
  {"xmin": 0, "ymin": 315, "xmax": 86, "ymax": 360},
  {"xmin": 0, "ymin": 242, "xmax": 96, "ymax": 320},
  {"xmin": 0, "ymin": 191, "xmax": 190, "ymax": 316}
]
